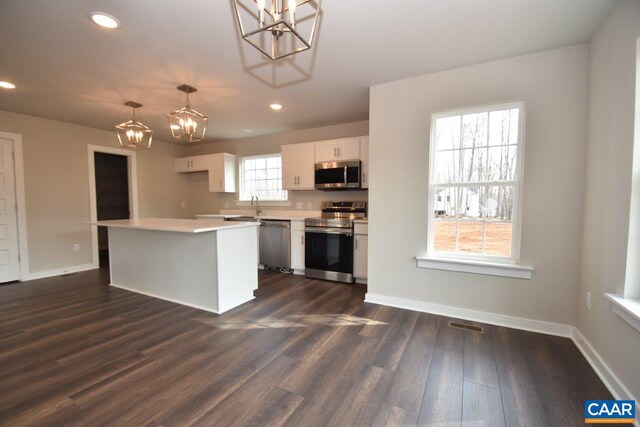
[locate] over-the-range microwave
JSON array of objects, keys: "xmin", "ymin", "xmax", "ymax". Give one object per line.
[{"xmin": 314, "ymin": 160, "xmax": 361, "ymax": 190}]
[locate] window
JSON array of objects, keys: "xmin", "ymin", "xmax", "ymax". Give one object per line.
[
  {"xmin": 428, "ymin": 102, "xmax": 524, "ymax": 263},
  {"xmin": 239, "ymin": 154, "xmax": 288, "ymax": 201}
]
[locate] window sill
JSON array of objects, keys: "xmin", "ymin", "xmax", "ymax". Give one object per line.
[
  {"xmin": 604, "ymin": 293, "xmax": 640, "ymax": 334},
  {"xmin": 416, "ymin": 256, "xmax": 534, "ymax": 279},
  {"xmin": 236, "ymin": 200, "xmax": 292, "ymax": 207}
]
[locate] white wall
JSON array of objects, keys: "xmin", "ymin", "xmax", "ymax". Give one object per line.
[
  {"xmin": 368, "ymin": 45, "xmax": 588, "ymax": 326},
  {"xmin": 0, "ymin": 110, "xmax": 191, "ymax": 276},
  {"xmin": 183, "ymin": 121, "xmax": 370, "ymax": 215},
  {"xmin": 578, "ymin": 0, "xmax": 640, "ymax": 403}
]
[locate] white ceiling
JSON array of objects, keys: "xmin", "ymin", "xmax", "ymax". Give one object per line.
[{"xmin": 0, "ymin": 0, "xmax": 617, "ymax": 143}]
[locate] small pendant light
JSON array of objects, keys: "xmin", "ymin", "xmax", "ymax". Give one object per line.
[
  {"xmin": 115, "ymin": 101, "xmax": 153, "ymax": 150},
  {"xmin": 167, "ymin": 84, "xmax": 208, "ymax": 143}
]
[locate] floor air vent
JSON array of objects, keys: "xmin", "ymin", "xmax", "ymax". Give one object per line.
[{"xmin": 448, "ymin": 321, "xmax": 484, "ymax": 334}]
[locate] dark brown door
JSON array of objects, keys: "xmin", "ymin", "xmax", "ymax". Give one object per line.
[{"xmin": 94, "ymin": 152, "xmax": 130, "ymax": 267}]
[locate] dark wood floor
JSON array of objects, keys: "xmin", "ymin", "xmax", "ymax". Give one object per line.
[{"xmin": 0, "ymin": 269, "xmax": 611, "ymax": 426}]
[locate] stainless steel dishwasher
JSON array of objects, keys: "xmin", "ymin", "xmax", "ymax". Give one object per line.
[{"xmin": 259, "ymin": 220, "xmax": 291, "ymax": 269}]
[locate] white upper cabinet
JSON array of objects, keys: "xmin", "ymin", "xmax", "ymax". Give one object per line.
[
  {"xmin": 175, "ymin": 153, "xmax": 236, "ymax": 193},
  {"xmin": 175, "ymin": 156, "xmax": 209, "ymax": 172},
  {"xmin": 207, "ymin": 153, "xmax": 236, "ymax": 193},
  {"xmin": 281, "ymin": 144, "xmax": 298, "ymax": 189},
  {"xmin": 297, "ymin": 143, "xmax": 315, "ymax": 188},
  {"xmin": 281, "ymin": 142, "xmax": 315, "ymax": 190},
  {"xmin": 337, "ymin": 138, "xmax": 361, "ymax": 161},
  {"xmin": 314, "ymin": 138, "xmax": 361, "ymax": 162},
  {"xmin": 360, "ymin": 136, "xmax": 369, "ymax": 189},
  {"xmin": 314, "ymin": 139, "xmax": 338, "ymax": 162}
]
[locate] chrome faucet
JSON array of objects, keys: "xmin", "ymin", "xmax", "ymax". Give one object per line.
[{"xmin": 251, "ymin": 195, "xmax": 262, "ymax": 216}]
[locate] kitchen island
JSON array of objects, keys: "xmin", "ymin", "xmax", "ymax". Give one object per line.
[{"xmin": 91, "ymin": 218, "xmax": 259, "ymax": 314}]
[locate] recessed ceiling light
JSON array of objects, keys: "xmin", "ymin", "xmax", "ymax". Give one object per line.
[
  {"xmin": 243, "ymin": 129, "xmax": 255, "ymax": 133},
  {"xmin": 0, "ymin": 81, "xmax": 16, "ymax": 89},
  {"xmin": 89, "ymin": 12, "xmax": 121, "ymax": 29},
  {"xmin": 270, "ymin": 103, "xmax": 283, "ymax": 111}
]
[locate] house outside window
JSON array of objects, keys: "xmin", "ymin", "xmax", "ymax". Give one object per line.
[
  {"xmin": 239, "ymin": 154, "xmax": 288, "ymax": 201},
  {"xmin": 427, "ymin": 102, "xmax": 525, "ymax": 263}
]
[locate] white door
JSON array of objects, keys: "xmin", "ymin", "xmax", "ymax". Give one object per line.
[
  {"xmin": 337, "ymin": 138, "xmax": 361, "ymax": 160},
  {"xmin": 281, "ymin": 144, "xmax": 298, "ymax": 189},
  {"xmin": 297, "ymin": 143, "xmax": 315, "ymax": 189},
  {"xmin": 0, "ymin": 138, "xmax": 20, "ymax": 282},
  {"xmin": 314, "ymin": 140, "xmax": 338, "ymax": 162}
]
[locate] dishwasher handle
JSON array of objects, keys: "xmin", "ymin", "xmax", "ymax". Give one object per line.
[{"xmin": 260, "ymin": 220, "xmax": 290, "ymax": 228}]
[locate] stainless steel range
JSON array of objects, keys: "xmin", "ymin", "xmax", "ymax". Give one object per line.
[{"xmin": 304, "ymin": 201, "xmax": 367, "ymax": 283}]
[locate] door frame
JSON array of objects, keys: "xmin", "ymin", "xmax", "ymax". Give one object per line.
[
  {"xmin": 88, "ymin": 145, "xmax": 139, "ymax": 268},
  {"xmin": 0, "ymin": 132, "xmax": 28, "ymax": 281}
]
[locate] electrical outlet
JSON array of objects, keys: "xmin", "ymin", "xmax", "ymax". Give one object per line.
[
  {"xmin": 73, "ymin": 243, "xmax": 80, "ymax": 252},
  {"xmin": 181, "ymin": 201, "xmax": 186, "ymax": 209},
  {"xmin": 307, "ymin": 202, "xmax": 312, "ymax": 210},
  {"xmin": 586, "ymin": 291, "xmax": 591, "ymax": 310},
  {"xmin": 296, "ymin": 202, "xmax": 303, "ymax": 210}
]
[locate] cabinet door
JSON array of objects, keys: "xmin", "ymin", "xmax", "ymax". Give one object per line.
[
  {"xmin": 296, "ymin": 142, "xmax": 316, "ymax": 190},
  {"xmin": 360, "ymin": 136, "xmax": 369, "ymax": 189},
  {"xmin": 190, "ymin": 156, "xmax": 209, "ymax": 171},
  {"xmin": 221, "ymin": 153, "xmax": 237, "ymax": 192},
  {"xmin": 314, "ymin": 140, "xmax": 338, "ymax": 162},
  {"xmin": 281, "ymin": 144, "xmax": 298, "ymax": 190},
  {"xmin": 337, "ymin": 137, "xmax": 360, "ymax": 160},
  {"xmin": 175, "ymin": 157, "xmax": 191, "ymax": 172},
  {"xmin": 291, "ymin": 230, "xmax": 305, "ymax": 270},
  {"xmin": 208, "ymin": 155, "xmax": 224, "ymax": 192},
  {"xmin": 353, "ymin": 235, "xmax": 368, "ymax": 279}
]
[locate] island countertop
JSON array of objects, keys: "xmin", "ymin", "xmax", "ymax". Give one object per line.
[{"xmin": 90, "ymin": 218, "xmax": 260, "ymax": 233}]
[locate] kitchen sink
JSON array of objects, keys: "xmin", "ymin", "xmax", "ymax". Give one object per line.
[{"xmin": 225, "ymin": 216, "xmax": 260, "ymax": 222}]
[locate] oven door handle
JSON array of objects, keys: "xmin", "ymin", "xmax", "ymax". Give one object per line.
[{"xmin": 305, "ymin": 228, "xmax": 353, "ymax": 236}]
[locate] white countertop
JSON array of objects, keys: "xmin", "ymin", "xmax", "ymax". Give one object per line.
[
  {"xmin": 353, "ymin": 219, "xmax": 368, "ymax": 223},
  {"xmin": 91, "ymin": 218, "xmax": 260, "ymax": 233}
]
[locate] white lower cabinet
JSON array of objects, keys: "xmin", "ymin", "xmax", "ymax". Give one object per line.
[
  {"xmin": 290, "ymin": 220, "xmax": 305, "ymax": 273},
  {"xmin": 354, "ymin": 223, "xmax": 368, "ymax": 283}
]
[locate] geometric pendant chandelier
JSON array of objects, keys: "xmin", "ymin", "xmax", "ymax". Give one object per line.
[
  {"xmin": 232, "ymin": 0, "xmax": 322, "ymax": 60},
  {"xmin": 115, "ymin": 101, "xmax": 153, "ymax": 150},
  {"xmin": 167, "ymin": 84, "xmax": 208, "ymax": 143}
]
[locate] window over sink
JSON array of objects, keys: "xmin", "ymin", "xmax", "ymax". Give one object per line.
[
  {"xmin": 239, "ymin": 154, "xmax": 288, "ymax": 202},
  {"xmin": 427, "ymin": 102, "xmax": 525, "ymax": 264}
]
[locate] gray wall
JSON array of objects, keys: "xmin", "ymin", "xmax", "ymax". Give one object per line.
[
  {"xmin": 0, "ymin": 110, "xmax": 191, "ymax": 275},
  {"xmin": 368, "ymin": 45, "xmax": 589, "ymax": 326},
  {"xmin": 578, "ymin": 0, "xmax": 640, "ymax": 403}
]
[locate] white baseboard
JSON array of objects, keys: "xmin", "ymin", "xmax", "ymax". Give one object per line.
[
  {"xmin": 571, "ymin": 328, "xmax": 640, "ymax": 417},
  {"xmin": 364, "ymin": 293, "xmax": 573, "ymax": 337},
  {"xmin": 25, "ymin": 263, "xmax": 99, "ymax": 281},
  {"xmin": 293, "ymin": 269, "xmax": 305, "ymax": 276}
]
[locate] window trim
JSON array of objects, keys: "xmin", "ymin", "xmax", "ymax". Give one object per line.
[
  {"xmin": 238, "ymin": 153, "xmax": 289, "ymax": 202},
  {"xmin": 426, "ymin": 101, "xmax": 526, "ymax": 265}
]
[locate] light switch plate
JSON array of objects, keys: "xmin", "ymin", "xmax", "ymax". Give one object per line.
[
  {"xmin": 181, "ymin": 201, "xmax": 186, "ymax": 209},
  {"xmin": 73, "ymin": 243, "xmax": 80, "ymax": 252},
  {"xmin": 307, "ymin": 202, "xmax": 312, "ymax": 209},
  {"xmin": 586, "ymin": 291, "xmax": 591, "ymax": 309},
  {"xmin": 296, "ymin": 202, "xmax": 303, "ymax": 209}
]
